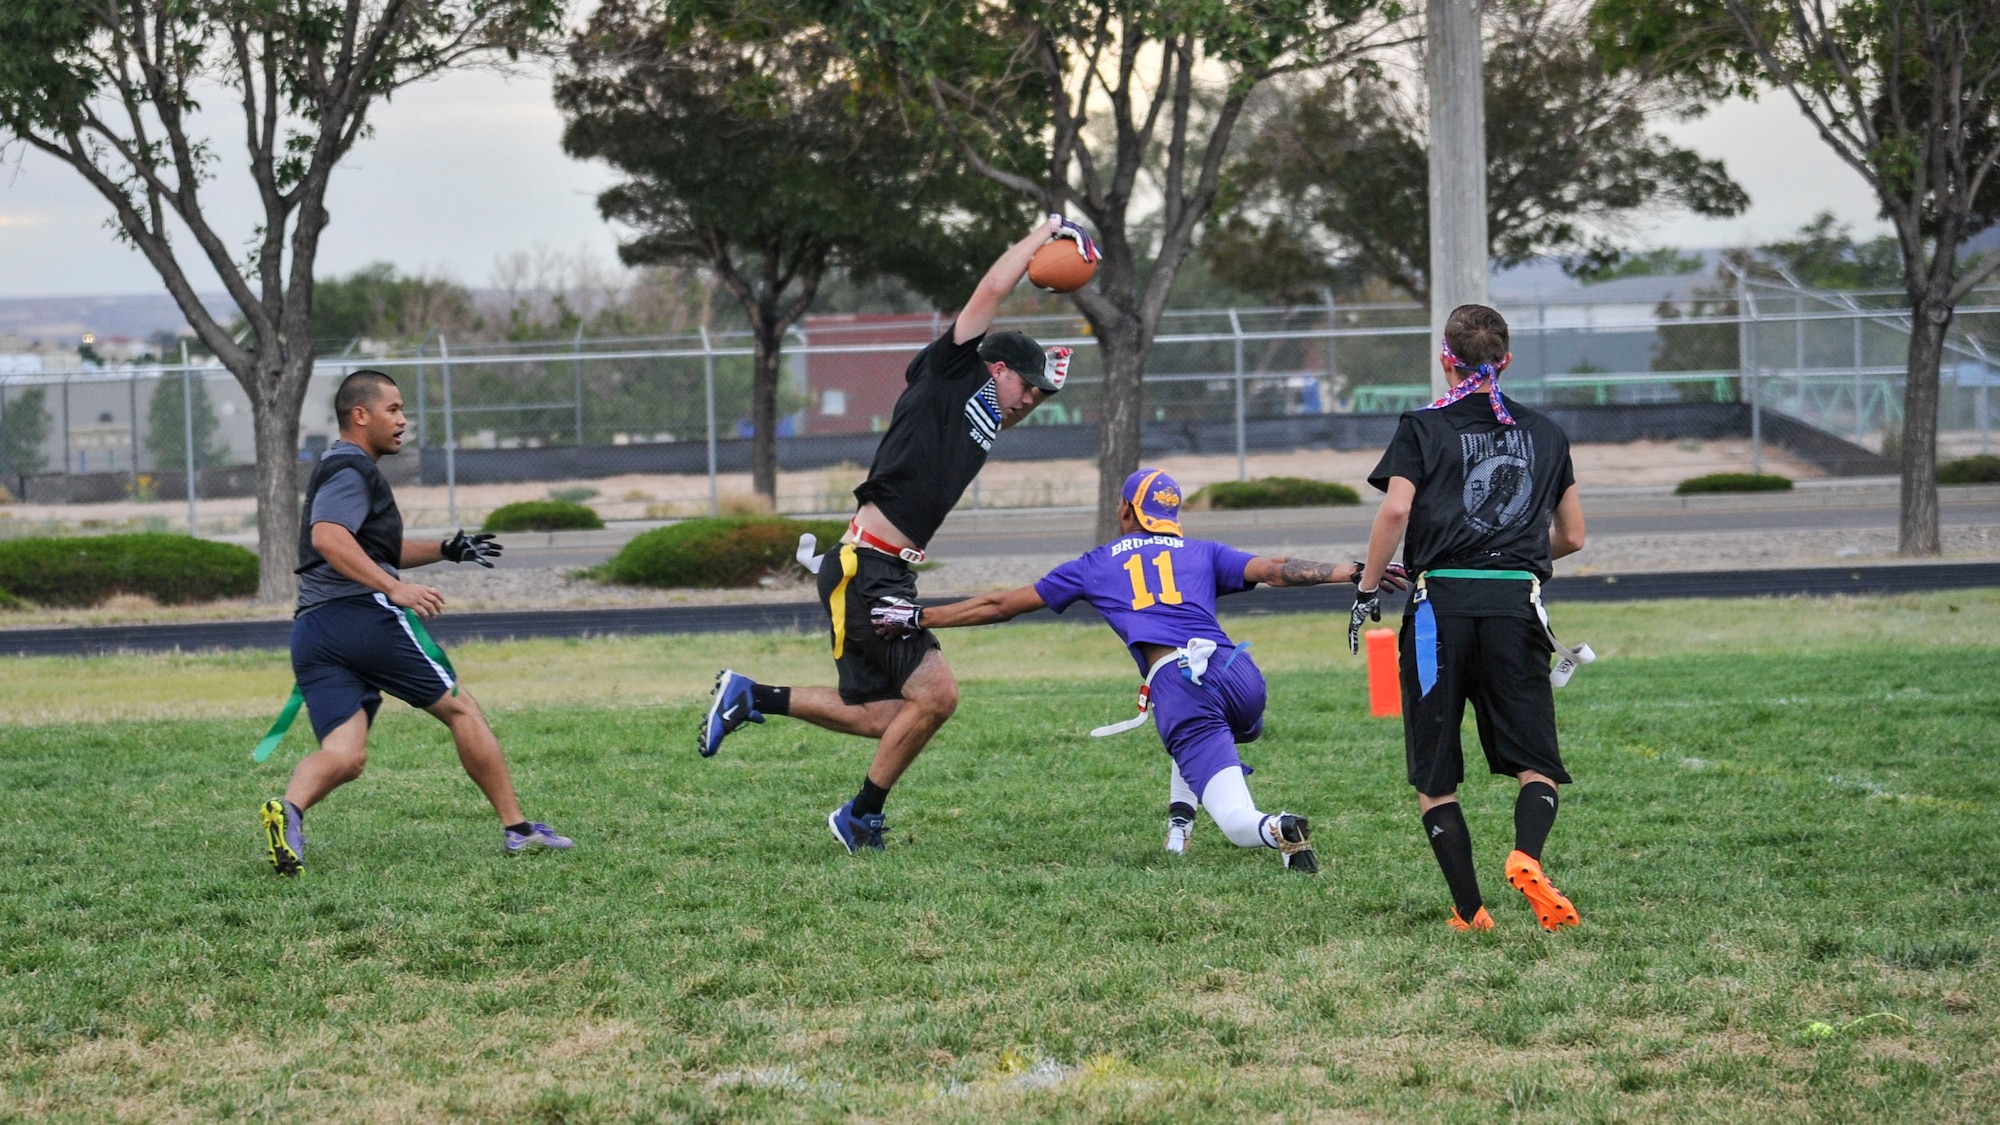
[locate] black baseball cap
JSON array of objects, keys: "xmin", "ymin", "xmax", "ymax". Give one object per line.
[{"xmin": 978, "ymin": 330, "xmax": 1061, "ymax": 393}]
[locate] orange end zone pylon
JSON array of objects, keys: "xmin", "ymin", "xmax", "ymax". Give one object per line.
[{"xmin": 1365, "ymin": 628, "xmax": 1400, "ymax": 717}]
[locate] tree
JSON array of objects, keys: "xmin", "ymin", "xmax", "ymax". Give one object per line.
[
  {"xmin": 838, "ymin": 0, "xmax": 1404, "ymax": 538},
  {"xmin": 313, "ymin": 262, "xmax": 480, "ymax": 349},
  {"xmin": 0, "ymin": 387, "xmax": 52, "ymax": 481},
  {"xmin": 146, "ymin": 375, "xmax": 229, "ymax": 472},
  {"xmin": 557, "ymin": 0, "xmax": 1030, "ymax": 502},
  {"xmin": 0, "ymin": 0, "xmax": 562, "ymax": 600},
  {"xmin": 1593, "ymin": 0, "xmax": 2000, "ymax": 556},
  {"xmin": 1210, "ymin": 0, "xmax": 1749, "ymax": 306},
  {"xmin": 1757, "ymin": 210, "xmax": 1905, "ymax": 290}
]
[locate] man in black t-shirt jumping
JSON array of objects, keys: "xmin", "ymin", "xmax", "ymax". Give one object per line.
[
  {"xmin": 695, "ymin": 214, "xmax": 1095, "ymax": 853},
  {"xmin": 1351, "ymin": 304, "xmax": 1590, "ymax": 932}
]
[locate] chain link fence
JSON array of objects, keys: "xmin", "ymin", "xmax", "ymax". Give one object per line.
[{"xmin": 3, "ymin": 279, "xmax": 1995, "ymax": 532}]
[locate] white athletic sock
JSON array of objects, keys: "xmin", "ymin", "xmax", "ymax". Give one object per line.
[
  {"xmin": 1198, "ymin": 766, "xmax": 1274, "ymax": 849},
  {"xmin": 1168, "ymin": 761, "xmax": 1199, "ymax": 811}
]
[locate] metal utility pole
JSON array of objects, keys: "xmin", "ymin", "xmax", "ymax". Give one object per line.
[
  {"xmin": 701, "ymin": 326, "xmax": 719, "ymax": 517},
  {"xmin": 182, "ymin": 342, "xmax": 197, "ymax": 534},
  {"xmin": 440, "ymin": 336, "xmax": 458, "ymax": 527},
  {"xmin": 1426, "ymin": 0, "xmax": 1489, "ymax": 396}
]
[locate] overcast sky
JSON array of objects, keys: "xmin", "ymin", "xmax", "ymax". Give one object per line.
[{"xmin": 0, "ymin": 65, "xmax": 1889, "ymax": 300}]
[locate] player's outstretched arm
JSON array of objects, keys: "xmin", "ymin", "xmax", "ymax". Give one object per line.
[
  {"xmin": 953, "ymin": 217, "xmax": 1063, "ymax": 344},
  {"xmin": 890, "ymin": 585, "xmax": 1048, "ymax": 633},
  {"xmin": 1550, "ymin": 484, "xmax": 1586, "ymax": 559},
  {"xmin": 1244, "ymin": 556, "xmax": 1410, "ymax": 590}
]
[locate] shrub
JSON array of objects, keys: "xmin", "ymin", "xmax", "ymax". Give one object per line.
[
  {"xmin": 483, "ymin": 499, "xmax": 605, "ymax": 533},
  {"xmin": 1939, "ymin": 454, "xmax": 2000, "ymax": 484},
  {"xmin": 548, "ymin": 485, "xmax": 600, "ymax": 503},
  {"xmin": 598, "ymin": 517, "xmax": 847, "ymax": 589},
  {"xmin": 1188, "ymin": 477, "xmax": 1361, "ymax": 510},
  {"xmin": 0, "ymin": 534, "xmax": 257, "ymax": 607},
  {"xmin": 1674, "ymin": 472, "xmax": 1794, "ymax": 495}
]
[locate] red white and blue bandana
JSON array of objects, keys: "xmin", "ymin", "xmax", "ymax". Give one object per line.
[{"xmin": 1430, "ymin": 339, "xmax": 1515, "ymax": 425}]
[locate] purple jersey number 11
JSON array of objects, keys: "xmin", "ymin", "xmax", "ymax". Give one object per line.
[{"xmin": 1122, "ymin": 550, "xmax": 1185, "ymax": 610}]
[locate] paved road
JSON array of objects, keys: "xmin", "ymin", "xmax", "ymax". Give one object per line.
[
  {"xmin": 494, "ymin": 489, "xmax": 2000, "ymax": 569},
  {"xmin": 5, "ymin": 562, "xmax": 1996, "ymax": 658}
]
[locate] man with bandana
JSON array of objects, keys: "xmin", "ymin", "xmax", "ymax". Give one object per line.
[
  {"xmin": 873, "ymin": 468, "xmax": 1405, "ymax": 868},
  {"xmin": 1351, "ymin": 304, "xmax": 1590, "ymax": 932}
]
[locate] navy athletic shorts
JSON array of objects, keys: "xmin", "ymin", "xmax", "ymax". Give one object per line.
[{"xmin": 291, "ymin": 593, "xmax": 457, "ymax": 740}]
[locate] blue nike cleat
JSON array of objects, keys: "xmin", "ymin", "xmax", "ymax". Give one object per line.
[
  {"xmin": 262, "ymin": 798, "xmax": 304, "ymax": 877},
  {"xmin": 827, "ymin": 799, "xmax": 886, "ymax": 854},
  {"xmin": 698, "ymin": 669, "xmax": 763, "ymax": 758},
  {"xmin": 504, "ymin": 822, "xmax": 575, "ymax": 854}
]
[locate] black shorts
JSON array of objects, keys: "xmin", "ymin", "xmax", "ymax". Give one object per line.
[
  {"xmin": 816, "ymin": 542, "xmax": 942, "ymax": 705},
  {"xmin": 1399, "ymin": 611, "xmax": 1570, "ymax": 796},
  {"xmin": 291, "ymin": 593, "xmax": 457, "ymax": 740}
]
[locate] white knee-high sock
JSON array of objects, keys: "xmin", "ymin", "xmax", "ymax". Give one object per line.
[
  {"xmin": 1169, "ymin": 761, "xmax": 1199, "ymax": 810},
  {"xmin": 1198, "ymin": 766, "xmax": 1277, "ymax": 849}
]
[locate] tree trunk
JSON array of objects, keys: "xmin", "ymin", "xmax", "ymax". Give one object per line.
[
  {"xmin": 1091, "ymin": 319, "xmax": 1149, "ymax": 541},
  {"xmin": 250, "ymin": 359, "xmax": 314, "ymax": 604},
  {"xmin": 1898, "ymin": 298, "xmax": 1948, "ymax": 556},
  {"xmin": 750, "ymin": 323, "xmax": 783, "ymax": 504}
]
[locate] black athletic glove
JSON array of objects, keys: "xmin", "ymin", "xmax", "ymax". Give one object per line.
[
  {"xmin": 441, "ymin": 529, "xmax": 502, "ymax": 568},
  {"xmin": 870, "ymin": 597, "xmax": 924, "ymax": 639},
  {"xmin": 1347, "ymin": 587, "xmax": 1382, "ymax": 655}
]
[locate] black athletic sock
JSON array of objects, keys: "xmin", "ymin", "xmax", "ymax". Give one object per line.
[
  {"xmin": 1513, "ymin": 782, "xmax": 1560, "ymax": 861},
  {"xmin": 505, "ymin": 821, "xmax": 532, "ymax": 836},
  {"xmin": 852, "ymin": 778, "xmax": 891, "ymax": 818},
  {"xmin": 1422, "ymin": 803, "xmax": 1484, "ymax": 920},
  {"xmin": 1168, "ymin": 801, "xmax": 1196, "ymax": 823},
  {"xmin": 751, "ymin": 684, "xmax": 790, "ymax": 717}
]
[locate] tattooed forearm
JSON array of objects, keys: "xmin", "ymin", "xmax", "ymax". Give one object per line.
[{"xmin": 1274, "ymin": 558, "xmax": 1346, "ymax": 587}]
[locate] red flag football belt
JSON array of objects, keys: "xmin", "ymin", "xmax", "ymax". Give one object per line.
[{"xmin": 849, "ymin": 519, "xmax": 926, "ymax": 564}]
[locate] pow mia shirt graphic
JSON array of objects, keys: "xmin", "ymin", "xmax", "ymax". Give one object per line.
[
  {"xmin": 1461, "ymin": 429, "xmax": 1536, "ymax": 534},
  {"xmin": 1368, "ymin": 393, "xmax": 1576, "ymax": 611}
]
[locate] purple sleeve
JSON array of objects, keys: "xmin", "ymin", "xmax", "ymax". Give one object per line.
[
  {"xmin": 1033, "ymin": 555, "xmax": 1091, "ymax": 614},
  {"xmin": 1212, "ymin": 542, "xmax": 1258, "ymax": 594}
]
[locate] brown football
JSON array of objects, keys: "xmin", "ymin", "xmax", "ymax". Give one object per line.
[{"xmin": 1028, "ymin": 239, "xmax": 1096, "ymax": 293}]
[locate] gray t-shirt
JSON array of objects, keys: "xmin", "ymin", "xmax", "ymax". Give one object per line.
[{"xmin": 297, "ymin": 442, "xmax": 400, "ymax": 614}]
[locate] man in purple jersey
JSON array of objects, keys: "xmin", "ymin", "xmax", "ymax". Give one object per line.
[{"xmin": 873, "ymin": 469, "xmax": 1407, "ymax": 868}]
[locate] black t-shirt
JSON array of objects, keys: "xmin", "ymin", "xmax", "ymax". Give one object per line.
[
  {"xmin": 851, "ymin": 324, "xmax": 998, "ymax": 546},
  {"xmin": 1368, "ymin": 394, "xmax": 1575, "ymax": 617}
]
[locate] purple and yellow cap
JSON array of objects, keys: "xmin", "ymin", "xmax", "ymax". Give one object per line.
[{"xmin": 1122, "ymin": 468, "xmax": 1184, "ymax": 535}]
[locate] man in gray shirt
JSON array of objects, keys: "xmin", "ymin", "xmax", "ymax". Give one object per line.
[{"xmin": 262, "ymin": 369, "xmax": 574, "ymax": 876}]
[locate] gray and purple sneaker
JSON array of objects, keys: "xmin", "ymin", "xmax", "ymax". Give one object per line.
[
  {"xmin": 505, "ymin": 822, "xmax": 575, "ymax": 854},
  {"xmin": 261, "ymin": 798, "xmax": 304, "ymax": 877}
]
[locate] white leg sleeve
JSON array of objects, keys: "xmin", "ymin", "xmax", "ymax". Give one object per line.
[
  {"xmin": 1198, "ymin": 766, "xmax": 1274, "ymax": 849},
  {"xmin": 1169, "ymin": 761, "xmax": 1199, "ymax": 809}
]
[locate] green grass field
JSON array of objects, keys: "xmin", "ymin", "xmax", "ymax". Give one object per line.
[{"xmin": 2, "ymin": 595, "xmax": 1997, "ymax": 1121}]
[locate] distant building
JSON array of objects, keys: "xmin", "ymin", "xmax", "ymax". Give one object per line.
[{"xmin": 797, "ymin": 313, "xmax": 943, "ymax": 435}]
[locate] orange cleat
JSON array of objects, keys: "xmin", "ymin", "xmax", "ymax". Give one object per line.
[
  {"xmin": 1505, "ymin": 849, "xmax": 1580, "ymax": 931},
  {"xmin": 1448, "ymin": 906, "xmax": 1494, "ymax": 931}
]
